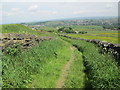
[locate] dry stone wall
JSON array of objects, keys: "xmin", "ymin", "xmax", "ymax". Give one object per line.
[
  {"xmin": 0, "ymin": 33, "xmax": 54, "ymax": 51},
  {"xmin": 60, "ymin": 34, "xmax": 120, "ymax": 65}
]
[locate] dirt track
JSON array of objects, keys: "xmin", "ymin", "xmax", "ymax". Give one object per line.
[{"xmin": 55, "ymin": 46, "xmax": 75, "ymax": 88}]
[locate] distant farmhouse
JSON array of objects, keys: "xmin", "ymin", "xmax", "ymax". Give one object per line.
[{"xmin": 31, "ymin": 27, "xmax": 39, "ymax": 30}]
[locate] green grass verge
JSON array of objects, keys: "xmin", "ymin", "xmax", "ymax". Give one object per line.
[
  {"xmin": 63, "ymin": 49, "xmax": 85, "ymax": 88},
  {"xmin": 61, "ymin": 37, "xmax": 120, "ymax": 89},
  {"xmin": 2, "ymin": 39, "xmax": 72, "ymax": 88}
]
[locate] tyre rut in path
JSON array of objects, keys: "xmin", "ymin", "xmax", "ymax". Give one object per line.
[{"xmin": 55, "ymin": 46, "xmax": 75, "ymax": 88}]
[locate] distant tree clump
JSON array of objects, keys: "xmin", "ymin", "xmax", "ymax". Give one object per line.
[
  {"xmin": 78, "ymin": 31, "xmax": 87, "ymax": 34},
  {"xmin": 103, "ymin": 25, "xmax": 118, "ymax": 30},
  {"xmin": 58, "ymin": 27, "xmax": 75, "ymax": 33}
]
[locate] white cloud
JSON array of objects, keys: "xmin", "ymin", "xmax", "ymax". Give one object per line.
[
  {"xmin": 73, "ymin": 11, "xmax": 88, "ymax": 14},
  {"xmin": 106, "ymin": 4, "xmax": 113, "ymax": 8},
  {"xmin": 11, "ymin": 8, "xmax": 20, "ymax": 12},
  {"xmin": 28, "ymin": 5, "xmax": 39, "ymax": 11},
  {"xmin": 29, "ymin": 10, "xmax": 58, "ymax": 15},
  {"xmin": 3, "ymin": 12, "xmax": 15, "ymax": 16},
  {"xmin": 1, "ymin": 0, "xmax": 119, "ymax": 2},
  {"xmin": 2, "ymin": 2, "xmax": 118, "ymax": 24},
  {"xmin": 3, "ymin": 7, "xmax": 22, "ymax": 16},
  {"xmin": 52, "ymin": 11, "xmax": 58, "ymax": 14}
]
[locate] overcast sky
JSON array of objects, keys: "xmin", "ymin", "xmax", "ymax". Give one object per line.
[{"xmin": 0, "ymin": 0, "xmax": 119, "ymax": 24}]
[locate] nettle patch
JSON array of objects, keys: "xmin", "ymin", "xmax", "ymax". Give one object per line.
[{"xmin": 4, "ymin": 44, "xmax": 21, "ymax": 56}]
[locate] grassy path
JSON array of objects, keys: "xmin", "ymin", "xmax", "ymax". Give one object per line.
[
  {"xmin": 20, "ymin": 39, "xmax": 73, "ymax": 88},
  {"xmin": 55, "ymin": 46, "xmax": 75, "ymax": 88},
  {"xmin": 2, "ymin": 38, "xmax": 85, "ymax": 88}
]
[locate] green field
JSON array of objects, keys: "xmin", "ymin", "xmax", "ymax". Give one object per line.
[
  {"xmin": 66, "ymin": 30, "xmax": 119, "ymax": 44},
  {"xmin": 0, "ymin": 24, "xmax": 55, "ymax": 37},
  {"xmin": 1, "ymin": 24, "xmax": 39, "ymax": 34},
  {"xmin": 1, "ymin": 24, "xmax": 120, "ymax": 89},
  {"xmin": 69, "ymin": 25, "xmax": 104, "ymax": 31},
  {"xmin": 31, "ymin": 24, "xmax": 119, "ymax": 44}
]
